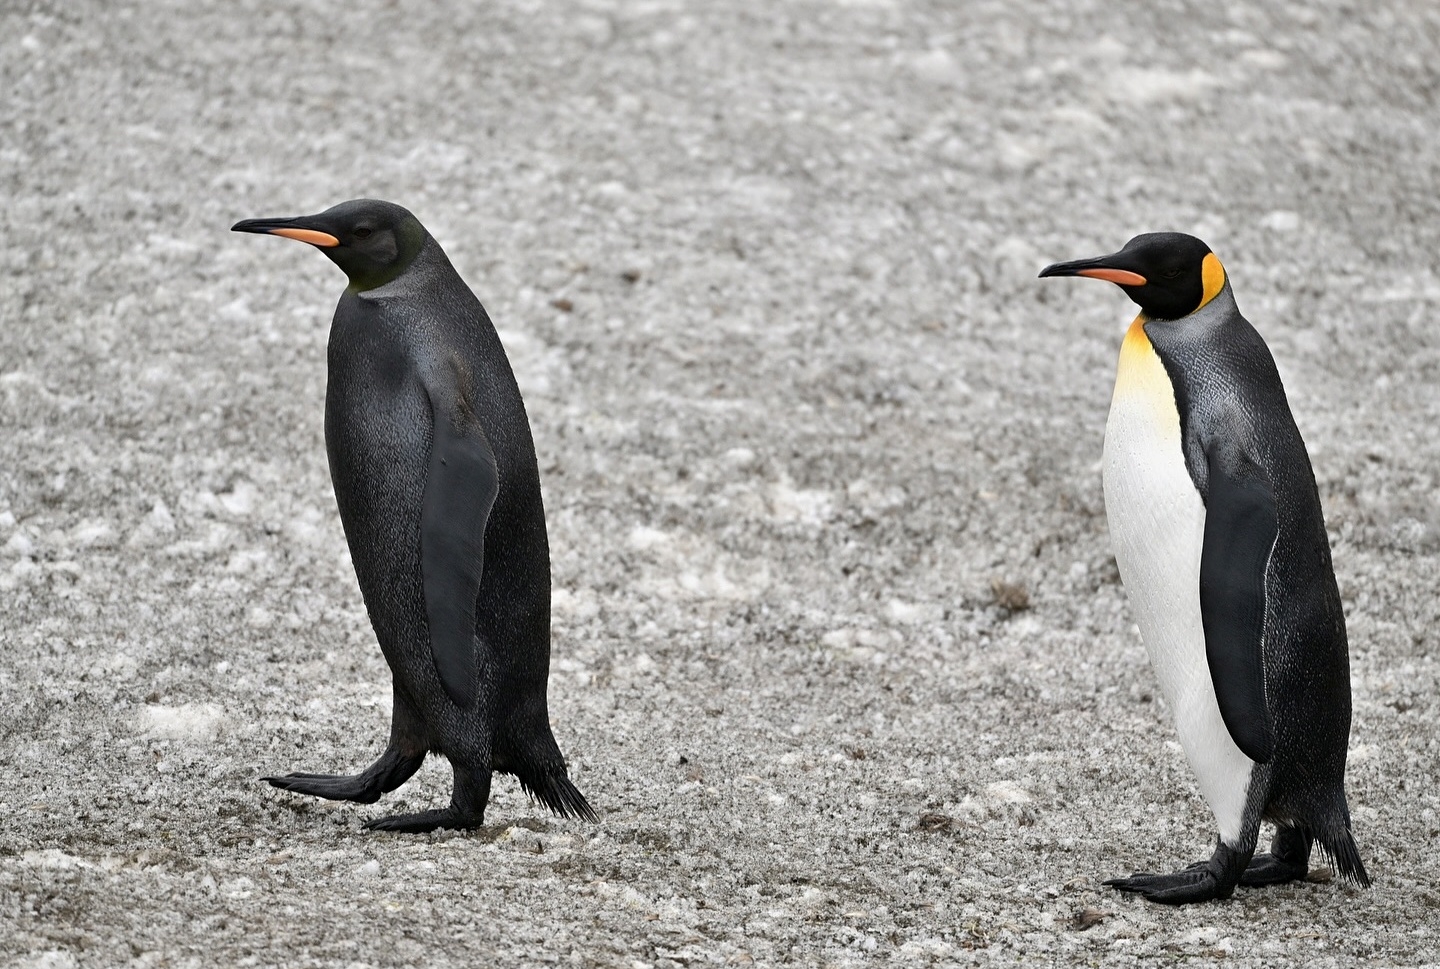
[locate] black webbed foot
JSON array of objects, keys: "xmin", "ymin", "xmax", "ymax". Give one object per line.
[
  {"xmin": 263, "ymin": 771, "xmax": 384, "ymax": 803},
  {"xmin": 262, "ymin": 747, "xmax": 425, "ymax": 805},
  {"xmin": 363, "ymin": 807, "xmax": 482, "ymax": 833},
  {"xmin": 1239, "ymin": 827, "xmax": 1311, "ymax": 887},
  {"xmin": 364, "ymin": 762, "xmax": 491, "ymax": 834},
  {"xmin": 1107, "ymin": 840, "xmax": 1252, "ymax": 905}
]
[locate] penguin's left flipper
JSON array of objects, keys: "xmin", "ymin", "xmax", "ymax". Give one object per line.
[
  {"xmin": 421, "ymin": 399, "xmax": 499, "ymax": 710},
  {"xmin": 1199, "ymin": 446, "xmax": 1278, "ymax": 765}
]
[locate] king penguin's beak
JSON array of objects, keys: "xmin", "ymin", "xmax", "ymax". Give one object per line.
[
  {"xmin": 231, "ymin": 217, "xmax": 340, "ymax": 248},
  {"xmin": 1038, "ymin": 253, "xmax": 1147, "ymax": 287}
]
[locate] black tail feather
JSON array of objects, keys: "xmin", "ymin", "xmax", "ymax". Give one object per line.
[
  {"xmin": 1317, "ymin": 826, "xmax": 1371, "ymax": 888},
  {"xmin": 518, "ymin": 771, "xmax": 597, "ymax": 822}
]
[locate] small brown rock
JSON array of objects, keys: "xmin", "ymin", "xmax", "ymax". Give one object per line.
[
  {"xmin": 916, "ymin": 811, "xmax": 953, "ymax": 833},
  {"xmin": 990, "ymin": 578, "xmax": 1030, "ymax": 612}
]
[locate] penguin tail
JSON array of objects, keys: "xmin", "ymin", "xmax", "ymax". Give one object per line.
[
  {"xmin": 519, "ymin": 770, "xmax": 598, "ymax": 823},
  {"xmin": 1316, "ymin": 825, "xmax": 1371, "ymax": 888}
]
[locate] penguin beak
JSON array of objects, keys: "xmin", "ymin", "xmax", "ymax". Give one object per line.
[
  {"xmin": 231, "ymin": 217, "xmax": 341, "ymax": 248},
  {"xmin": 1038, "ymin": 254, "xmax": 1146, "ymax": 287}
]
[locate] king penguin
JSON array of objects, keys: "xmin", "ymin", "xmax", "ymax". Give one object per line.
[
  {"xmin": 233, "ymin": 199, "xmax": 594, "ymax": 832},
  {"xmin": 1039, "ymin": 232, "xmax": 1369, "ymax": 903}
]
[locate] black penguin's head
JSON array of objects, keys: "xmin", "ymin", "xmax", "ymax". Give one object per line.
[
  {"xmin": 1038, "ymin": 232, "xmax": 1226, "ymax": 320},
  {"xmin": 232, "ymin": 198, "xmax": 427, "ymax": 292}
]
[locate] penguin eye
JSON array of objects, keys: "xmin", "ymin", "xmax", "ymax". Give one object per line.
[
  {"xmin": 353, "ymin": 227, "xmax": 374, "ymax": 240},
  {"xmin": 1162, "ymin": 268, "xmax": 1182, "ymax": 279}
]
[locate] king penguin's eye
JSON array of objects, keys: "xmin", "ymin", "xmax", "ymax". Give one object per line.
[
  {"xmin": 353, "ymin": 227, "xmax": 373, "ymax": 239},
  {"xmin": 1162, "ymin": 268, "xmax": 1182, "ymax": 279}
]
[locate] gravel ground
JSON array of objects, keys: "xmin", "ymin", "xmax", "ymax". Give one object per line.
[{"xmin": 3, "ymin": 0, "xmax": 1439, "ymax": 966}]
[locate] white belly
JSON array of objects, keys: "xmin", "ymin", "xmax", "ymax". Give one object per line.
[{"xmin": 1102, "ymin": 320, "xmax": 1253, "ymax": 845}]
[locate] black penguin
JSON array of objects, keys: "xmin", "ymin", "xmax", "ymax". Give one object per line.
[
  {"xmin": 233, "ymin": 199, "xmax": 594, "ymax": 832},
  {"xmin": 1039, "ymin": 232, "xmax": 1369, "ymax": 903}
]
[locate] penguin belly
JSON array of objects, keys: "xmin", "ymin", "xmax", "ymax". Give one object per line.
[{"xmin": 1102, "ymin": 320, "xmax": 1254, "ymax": 845}]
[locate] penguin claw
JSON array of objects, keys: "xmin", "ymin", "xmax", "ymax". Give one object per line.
[{"xmin": 363, "ymin": 808, "xmax": 482, "ymax": 833}]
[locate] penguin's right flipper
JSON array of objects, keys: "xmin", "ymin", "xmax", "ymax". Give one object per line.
[
  {"xmin": 1199, "ymin": 446, "xmax": 1278, "ymax": 764},
  {"xmin": 420, "ymin": 404, "xmax": 500, "ymax": 709}
]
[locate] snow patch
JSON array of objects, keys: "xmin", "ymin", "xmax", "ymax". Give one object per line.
[
  {"xmin": 138, "ymin": 703, "xmax": 225, "ymax": 741},
  {"xmin": 1107, "ymin": 68, "xmax": 1222, "ymax": 104},
  {"xmin": 3, "ymin": 531, "xmax": 34, "ymax": 557},
  {"xmin": 23, "ymin": 849, "xmax": 94, "ymax": 870},
  {"xmin": 626, "ymin": 525, "xmax": 670, "ymax": 551},
  {"xmin": 886, "ymin": 599, "xmax": 942, "ymax": 624},
  {"xmin": 767, "ymin": 480, "xmax": 833, "ymax": 525},
  {"xmin": 1259, "ymin": 210, "xmax": 1301, "ymax": 233},
  {"xmin": 218, "ymin": 481, "xmax": 258, "ymax": 516},
  {"xmin": 984, "ymin": 781, "xmax": 1032, "ymax": 804},
  {"xmin": 72, "ymin": 519, "xmax": 118, "ymax": 548}
]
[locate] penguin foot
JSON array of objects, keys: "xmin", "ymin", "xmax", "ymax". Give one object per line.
[
  {"xmin": 363, "ymin": 808, "xmax": 481, "ymax": 833},
  {"xmin": 1105, "ymin": 866, "xmax": 1230, "ymax": 904},
  {"xmin": 1238, "ymin": 852, "xmax": 1309, "ymax": 887},
  {"xmin": 262, "ymin": 747, "xmax": 425, "ymax": 804},
  {"xmin": 263, "ymin": 772, "xmax": 384, "ymax": 804},
  {"xmin": 1106, "ymin": 841, "xmax": 1250, "ymax": 905},
  {"xmin": 1239, "ymin": 827, "xmax": 1312, "ymax": 886}
]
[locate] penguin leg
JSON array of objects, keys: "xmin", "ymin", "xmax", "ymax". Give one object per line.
[
  {"xmin": 263, "ymin": 687, "xmax": 428, "ymax": 804},
  {"xmin": 364, "ymin": 758, "xmax": 492, "ymax": 833},
  {"xmin": 1106, "ymin": 837, "xmax": 1255, "ymax": 904},
  {"xmin": 1239, "ymin": 825, "xmax": 1311, "ymax": 887}
]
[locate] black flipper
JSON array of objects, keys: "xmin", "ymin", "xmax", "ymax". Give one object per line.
[
  {"xmin": 1199, "ymin": 446, "xmax": 1277, "ymax": 764},
  {"xmin": 420, "ymin": 400, "xmax": 499, "ymax": 709}
]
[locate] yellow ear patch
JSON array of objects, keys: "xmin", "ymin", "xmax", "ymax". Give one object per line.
[{"xmin": 1197, "ymin": 252, "xmax": 1225, "ymax": 310}]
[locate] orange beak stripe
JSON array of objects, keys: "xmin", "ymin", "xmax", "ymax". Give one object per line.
[
  {"xmin": 1076, "ymin": 267, "xmax": 1146, "ymax": 286},
  {"xmin": 270, "ymin": 228, "xmax": 340, "ymax": 247}
]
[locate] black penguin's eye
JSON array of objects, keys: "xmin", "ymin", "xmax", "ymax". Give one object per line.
[
  {"xmin": 1162, "ymin": 268, "xmax": 1182, "ymax": 279},
  {"xmin": 353, "ymin": 227, "xmax": 373, "ymax": 239}
]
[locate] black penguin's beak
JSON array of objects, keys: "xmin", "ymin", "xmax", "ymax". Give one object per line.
[
  {"xmin": 231, "ymin": 216, "xmax": 340, "ymax": 248},
  {"xmin": 1038, "ymin": 253, "xmax": 1146, "ymax": 287}
]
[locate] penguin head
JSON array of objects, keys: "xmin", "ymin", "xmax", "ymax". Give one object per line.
[
  {"xmin": 1038, "ymin": 232, "xmax": 1226, "ymax": 320},
  {"xmin": 232, "ymin": 198, "xmax": 427, "ymax": 292}
]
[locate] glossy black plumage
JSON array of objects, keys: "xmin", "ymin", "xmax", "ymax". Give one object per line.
[{"xmin": 234, "ymin": 199, "xmax": 594, "ymax": 831}]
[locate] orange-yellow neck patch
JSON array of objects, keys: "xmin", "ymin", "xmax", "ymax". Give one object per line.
[
  {"xmin": 1197, "ymin": 252, "xmax": 1225, "ymax": 311},
  {"xmin": 1112, "ymin": 314, "xmax": 1182, "ymax": 433}
]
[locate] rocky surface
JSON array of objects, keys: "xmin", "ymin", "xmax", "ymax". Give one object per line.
[{"xmin": 2, "ymin": 0, "xmax": 1438, "ymax": 965}]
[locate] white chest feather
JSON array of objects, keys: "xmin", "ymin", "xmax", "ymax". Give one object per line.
[{"xmin": 1102, "ymin": 319, "xmax": 1254, "ymax": 844}]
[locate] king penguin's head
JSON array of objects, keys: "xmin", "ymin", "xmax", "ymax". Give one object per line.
[
  {"xmin": 1038, "ymin": 232, "xmax": 1226, "ymax": 320},
  {"xmin": 232, "ymin": 198, "xmax": 427, "ymax": 293}
]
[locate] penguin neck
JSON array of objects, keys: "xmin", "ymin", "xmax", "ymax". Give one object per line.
[
  {"xmin": 340, "ymin": 226, "xmax": 434, "ymax": 296},
  {"xmin": 1140, "ymin": 281, "xmax": 1239, "ymax": 343},
  {"xmin": 345, "ymin": 234, "xmax": 445, "ymax": 298},
  {"xmin": 1116, "ymin": 280, "xmax": 1239, "ymax": 400}
]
